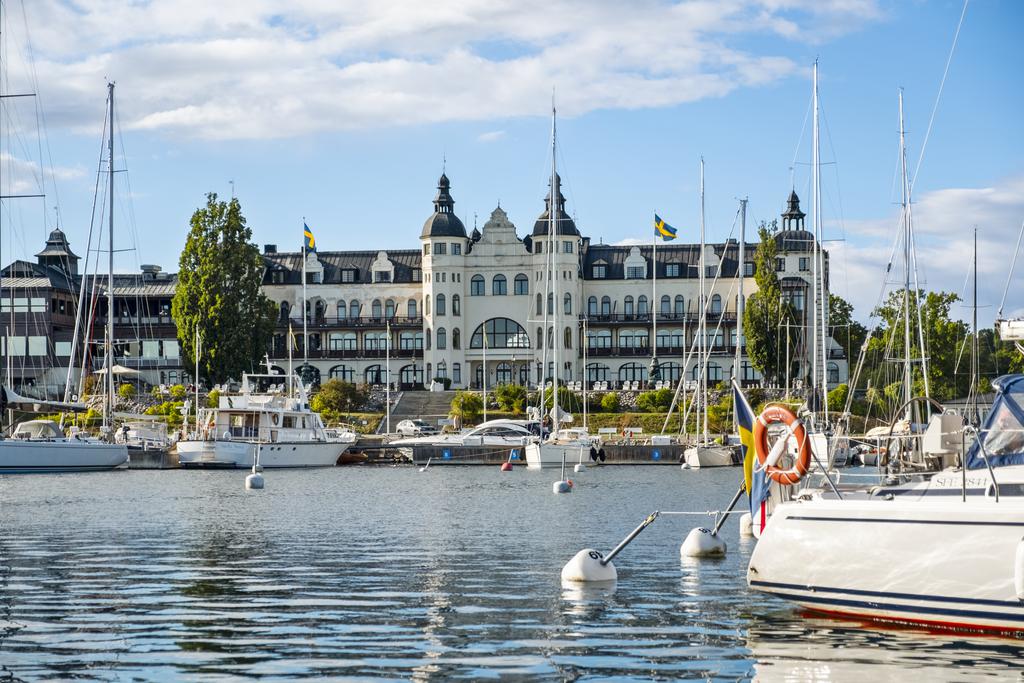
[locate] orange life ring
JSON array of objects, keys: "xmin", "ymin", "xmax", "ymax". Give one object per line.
[{"xmin": 753, "ymin": 405, "xmax": 811, "ymax": 485}]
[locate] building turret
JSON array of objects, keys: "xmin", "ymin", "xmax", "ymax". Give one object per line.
[
  {"xmin": 35, "ymin": 228, "xmax": 80, "ymax": 275},
  {"xmin": 420, "ymin": 173, "xmax": 467, "ymax": 239}
]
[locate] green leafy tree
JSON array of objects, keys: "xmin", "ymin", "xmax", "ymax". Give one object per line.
[
  {"xmin": 829, "ymin": 294, "xmax": 869, "ymax": 368},
  {"xmin": 450, "ymin": 391, "xmax": 484, "ymax": 424},
  {"xmin": 311, "ymin": 380, "xmax": 369, "ymax": 417},
  {"xmin": 744, "ymin": 221, "xmax": 793, "ymax": 384},
  {"xmin": 494, "ymin": 383, "xmax": 527, "ymax": 413},
  {"xmin": 172, "ymin": 193, "xmax": 277, "ymax": 384}
]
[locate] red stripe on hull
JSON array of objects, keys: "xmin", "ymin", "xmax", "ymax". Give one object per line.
[{"xmin": 801, "ymin": 606, "xmax": 1024, "ymax": 640}]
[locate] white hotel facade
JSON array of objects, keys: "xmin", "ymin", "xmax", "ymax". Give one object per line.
[{"xmin": 261, "ymin": 173, "xmax": 848, "ymax": 392}]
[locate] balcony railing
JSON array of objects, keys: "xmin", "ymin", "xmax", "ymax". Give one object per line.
[
  {"xmin": 269, "ymin": 346, "xmax": 423, "ymax": 360},
  {"xmin": 582, "ymin": 311, "xmax": 737, "ymax": 324},
  {"xmin": 276, "ymin": 315, "xmax": 423, "ymax": 329}
]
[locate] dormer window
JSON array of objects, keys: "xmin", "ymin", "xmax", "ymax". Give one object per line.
[
  {"xmin": 341, "ymin": 269, "xmax": 356, "ymax": 283},
  {"xmin": 665, "ymin": 264, "xmax": 680, "ymax": 277},
  {"xmin": 592, "ymin": 265, "xmax": 606, "ymax": 279},
  {"xmin": 375, "ymin": 271, "xmax": 391, "ymax": 283},
  {"xmin": 626, "ymin": 266, "xmax": 644, "ymax": 279}
]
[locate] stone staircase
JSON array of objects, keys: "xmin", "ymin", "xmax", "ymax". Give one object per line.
[{"xmin": 380, "ymin": 390, "xmax": 454, "ymax": 433}]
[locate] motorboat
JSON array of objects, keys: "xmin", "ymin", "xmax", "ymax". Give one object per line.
[
  {"xmin": 0, "ymin": 419, "xmax": 128, "ymax": 473},
  {"xmin": 177, "ymin": 373, "xmax": 351, "ymax": 468},
  {"xmin": 683, "ymin": 442, "xmax": 740, "ymax": 468},
  {"xmin": 748, "ymin": 374, "xmax": 1024, "ymax": 636},
  {"xmin": 390, "ymin": 419, "xmax": 538, "ymax": 460},
  {"xmin": 525, "ymin": 427, "xmax": 600, "ymax": 469}
]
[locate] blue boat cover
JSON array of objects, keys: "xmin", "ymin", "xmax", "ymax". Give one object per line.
[{"xmin": 966, "ymin": 374, "xmax": 1024, "ymax": 469}]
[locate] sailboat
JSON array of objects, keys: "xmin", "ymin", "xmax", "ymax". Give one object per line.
[
  {"xmin": 683, "ymin": 160, "xmax": 738, "ymax": 468},
  {"xmin": 525, "ymin": 103, "xmax": 597, "ymax": 469},
  {"xmin": 0, "ymin": 83, "xmax": 128, "ymax": 472}
]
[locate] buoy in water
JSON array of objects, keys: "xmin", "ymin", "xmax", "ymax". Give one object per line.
[
  {"xmin": 561, "ymin": 548, "xmax": 617, "ymax": 583},
  {"xmin": 553, "ymin": 480, "xmax": 572, "ymax": 494},
  {"xmin": 680, "ymin": 462, "xmax": 691, "ymax": 470},
  {"xmin": 574, "ymin": 463, "xmax": 586, "ymax": 473},
  {"xmin": 245, "ymin": 472, "xmax": 265, "ymax": 490},
  {"xmin": 680, "ymin": 527, "xmax": 726, "ymax": 557},
  {"xmin": 739, "ymin": 512, "xmax": 754, "ymax": 537},
  {"xmin": 500, "ymin": 462, "xmax": 513, "ymax": 472}
]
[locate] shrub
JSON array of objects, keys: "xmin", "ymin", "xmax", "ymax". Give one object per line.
[
  {"xmin": 601, "ymin": 392, "xmax": 620, "ymax": 412},
  {"xmin": 207, "ymin": 389, "xmax": 221, "ymax": 408},
  {"xmin": 117, "ymin": 383, "xmax": 136, "ymax": 399},
  {"xmin": 169, "ymin": 384, "xmax": 187, "ymax": 400},
  {"xmin": 636, "ymin": 388, "xmax": 673, "ymax": 412},
  {"xmin": 827, "ymin": 383, "xmax": 849, "ymax": 413},
  {"xmin": 450, "ymin": 391, "xmax": 484, "ymax": 423},
  {"xmin": 494, "ymin": 384, "xmax": 527, "ymax": 413},
  {"xmin": 312, "ymin": 380, "xmax": 369, "ymax": 422}
]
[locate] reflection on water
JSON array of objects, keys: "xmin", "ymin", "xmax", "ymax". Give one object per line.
[{"xmin": 0, "ymin": 467, "xmax": 1018, "ymax": 679}]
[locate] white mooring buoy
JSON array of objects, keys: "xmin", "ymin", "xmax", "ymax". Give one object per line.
[
  {"xmin": 245, "ymin": 470, "xmax": 265, "ymax": 490},
  {"xmin": 739, "ymin": 512, "xmax": 754, "ymax": 537},
  {"xmin": 561, "ymin": 549, "xmax": 617, "ymax": 583},
  {"xmin": 553, "ymin": 479, "xmax": 572, "ymax": 494},
  {"xmin": 680, "ymin": 462, "xmax": 691, "ymax": 470},
  {"xmin": 680, "ymin": 527, "xmax": 726, "ymax": 557},
  {"xmin": 574, "ymin": 463, "xmax": 586, "ymax": 473}
]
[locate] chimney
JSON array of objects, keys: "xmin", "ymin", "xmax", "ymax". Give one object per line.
[{"xmin": 264, "ymin": 244, "xmax": 277, "ymax": 254}]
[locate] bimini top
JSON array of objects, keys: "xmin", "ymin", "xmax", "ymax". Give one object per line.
[
  {"xmin": 967, "ymin": 374, "xmax": 1024, "ymax": 469},
  {"xmin": 421, "ymin": 173, "xmax": 467, "ymax": 239}
]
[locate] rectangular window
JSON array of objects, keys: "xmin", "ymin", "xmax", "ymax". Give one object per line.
[
  {"xmin": 375, "ymin": 271, "xmax": 391, "ymax": 283},
  {"xmin": 7, "ymin": 336, "xmax": 25, "ymax": 356},
  {"xmin": 744, "ymin": 262, "xmax": 754, "ymax": 276},
  {"xmin": 442, "ymin": 272, "xmax": 447, "ymax": 282},
  {"xmin": 592, "ymin": 265, "xmax": 606, "ymax": 279},
  {"xmin": 563, "ymin": 241, "xmax": 573, "ymax": 253},
  {"xmin": 665, "ymin": 263, "xmax": 680, "ymax": 277},
  {"xmin": 28, "ymin": 336, "xmax": 47, "ymax": 356},
  {"xmin": 55, "ymin": 341, "xmax": 72, "ymax": 356},
  {"xmin": 627, "ymin": 266, "xmax": 644, "ymax": 279},
  {"xmin": 163, "ymin": 340, "xmax": 180, "ymax": 358},
  {"xmin": 142, "ymin": 340, "xmax": 161, "ymax": 358},
  {"xmin": 423, "ymin": 244, "xmax": 429, "ymax": 255},
  {"xmin": 775, "ymin": 258, "xmax": 786, "ymax": 272},
  {"xmin": 31, "ymin": 298, "xmax": 45, "ymax": 312},
  {"xmin": 411, "ymin": 269, "xmax": 420, "ymax": 281},
  {"xmin": 706, "ymin": 265, "xmax": 719, "ymax": 278},
  {"xmin": 433, "ymin": 242, "xmax": 447, "ymax": 255},
  {"xmin": 799, "ymin": 257, "xmax": 810, "ymax": 272},
  {"xmin": 452, "ymin": 243, "xmax": 462, "ymax": 256},
  {"xmin": 341, "ymin": 269, "xmax": 356, "ymax": 283}
]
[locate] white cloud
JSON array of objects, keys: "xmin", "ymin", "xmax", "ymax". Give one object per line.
[
  {"xmin": 477, "ymin": 130, "xmax": 505, "ymax": 143},
  {"xmin": 0, "ymin": 153, "xmax": 85, "ymax": 196},
  {"xmin": 613, "ymin": 238, "xmax": 648, "ymax": 246},
  {"xmin": 830, "ymin": 175, "xmax": 1024, "ymax": 327},
  {"xmin": 7, "ymin": 0, "xmax": 881, "ymax": 140}
]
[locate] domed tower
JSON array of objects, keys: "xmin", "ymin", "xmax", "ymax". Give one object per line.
[
  {"xmin": 420, "ymin": 172, "xmax": 467, "ymax": 387},
  {"xmin": 35, "ymin": 228, "xmax": 80, "ymax": 275},
  {"xmin": 531, "ymin": 173, "xmax": 583, "ymax": 385}
]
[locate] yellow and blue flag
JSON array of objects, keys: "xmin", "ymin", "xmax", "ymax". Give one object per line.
[
  {"xmin": 734, "ymin": 379, "xmax": 769, "ymax": 523},
  {"xmin": 654, "ymin": 214, "xmax": 677, "ymax": 241},
  {"xmin": 303, "ymin": 223, "xmax": 317, "ymax": 253}
]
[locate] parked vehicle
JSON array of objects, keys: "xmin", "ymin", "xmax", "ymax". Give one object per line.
[{"xmin": 396, "ymin": 419, "xmax": 438, "ymax": 436}]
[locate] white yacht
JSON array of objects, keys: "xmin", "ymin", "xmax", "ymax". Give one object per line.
[
  {"xmin": 177, "ymin": 373, "xmax": 351, "ymax": 468},
  {"xmin": 748, "ymin": 373, "xmax": 1024, "ymax": 636},
  {"xmin": 0, "ymin": 419, "xmax": 128, "ymax": 473},
  {"xmin": 525, "ymin": 428, "xmax": 600, "ymax": 469},
  {"xmin": 390, "ymin": 419, "xmax": 537, "ymax": 460},
  {"xmin": 683, "ymin": 443, "xmax": 739, "ymax": 468}
]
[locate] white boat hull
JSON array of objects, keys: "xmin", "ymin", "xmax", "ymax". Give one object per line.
[
  {"xmin": 525, "ymin": 441, "xmax": 592, "ymax": 469},
  {"xmin": 748, "ymin": 497, "xmax": 1024, "ymax": 636},
  {"xmin": 684, "ymin": 445, "xmax": 738, "ymax": 468},
  {"xmin": 177, "ymin": 439, "xmax": 348, "ymax": 468},
  {"xmin": 0, "ymin": 439, "xmax": 128, "ymax": 473}
]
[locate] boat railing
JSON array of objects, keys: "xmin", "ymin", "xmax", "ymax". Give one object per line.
[{"xmin": 962, "ymin": 424, "xmax": 999, "ymax": 502}]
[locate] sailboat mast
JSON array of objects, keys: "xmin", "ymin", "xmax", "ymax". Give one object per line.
[
  {"xmin": 971, "ymin": 226, "xmax": 978, "ymax": 423},
  {"xmin": 809, "ymin": 62, "xmax": 821, "ymax": 424},
  {"xmin": 105, "ymin": 82, "xmax": 115, "ymax": 433},
  {"xmin": 550, "ymin": 99, "xmax": 560, "ymax": 425},
  {"xmin": 736, "ymin": 197, "xmax": 747, "ymax": 429},
  {"xmin": 699, "ymin": 158, "xmax": 707, "ymax": 441},
  {"xmin": 898, "ymin": 89, "xmax": 913, "ymax": 419}
]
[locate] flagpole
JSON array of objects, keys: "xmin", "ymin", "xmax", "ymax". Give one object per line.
[
  {"xmin": 652, "ymin": 227, "xmax": 657, "ymax": 388},
  {"xmin": 386, "ymin": 320, "xmax": 391, "ymax": 433}
]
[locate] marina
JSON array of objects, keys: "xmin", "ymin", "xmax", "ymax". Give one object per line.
[{"xmin": 1, "ymin": 465, "xmax": 1021, "ymax": 680}]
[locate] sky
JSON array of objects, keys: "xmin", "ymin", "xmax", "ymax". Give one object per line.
[{"xmin": 0, "ymin": 0, "xmax": 1021, "ymax": 328}]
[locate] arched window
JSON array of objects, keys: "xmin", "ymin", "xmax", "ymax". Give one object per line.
[
  {"xmin": 674, "ymin": 295, "xmax": 685, "ymax": 317},
  {"xmin": 452, "ymin": 294, "xmax": 460, "ymax": 316},
  {"xmin": 586, "ymin": 363, "xmax": 610, "ymax": 382},
  {"xmin": 436, "ymin": 361, "xmax": 448, "ymax": 379},
  {"xmin": 659, "ymin": 361, "xmax": 683, "ymax": 382},
  {"xmin": 372, "ymin": 299, "xmax": 382, "ymax": 319},
  {"xmin": 547, "ymin": 326, "xmax": 554, "ymax": 349},
  {"xmin": 619, "ymin": 329, "xmax": 649, "ymax": 349},
  {"xmin": 279, "ymin": 301, "xmax": 290, "ymax": 322},
  {"xmin": 708, "ymin": 362, "xmax": 723, "ymax": 381},
  {"xmin": 601, "ymin": 296, "xmax": 611, "ymax": 315},
  {"xmin": 660, "ymin": 295, "xmax": 670, "ymax": 315},
  {"xmin": 425, "ymin": 327, "xmax": 431, "ymax": 350},
  {"xmin": 400, "ymin": 331, "xmax": 421, "ymax": 350},
  {"xmin": 407, "ymin": 299, "xmax": 417, "ymax": 318},
  {"xmin": 536, "ymin": 326, "xmax": 543, "ymax": 350},
  {"xmin": 470, "ymin": 318, "xmax": 531, "ymax": 349},
  {"xmin": 452, "ymin": 328, "xmax": 461, "ymax": 350},
  {"xmin": 385, "ymin": 299, "xmax": 395, "ymax": 319},
  {"xmin": 471, "ymin": 275, "xmax": 485, "ymax": 296},
  {"xmin": 336, "ymin": 300, "xmax": 346, "ymax": 320},
  {"xmin": 453, "ymin": 363, "xmax": 462, "ymax": 385},
  {"xmin": 536, "ymin": 293, "xmax": 543, "ymax": 316},
  {"xmin": 425, "ymin": 295, "xmax": 431, "ymax": 316},
  {"xmin": 624, "ymin": 295, "xmax": 634, "ymax": 316},
  {"xmin": 436, "ymin": 327, "xmax": 447, "ymax": 350},
  {"xmin": 495, "ymin": 362, "xmax": 512, "ymax": 385},
  {"xmin": 492, "ymin": 274, "xmax": 507, "ymax": 295},
  {"xmin": 657, "ymin": 328, "xmax": 684, "ymax": 349},
  {"xmin": 514, "ymin": 273, "xmax": 528, "ymax": 295},
  {"xmin": 619, "ymin": 362, "xmax": 648, "ymax": 382},
  {"xmin": 564, "ymin": 293, "xmax": 572, "ymax": 315},
  {"xmin": 588, "ymin": 296, "xmax": 598, "ymax": 315},
  {"xmin": 349, "ymin": 299, "xmax": 360, "ymax": 318},
  {"xmin": 329, "ymin": 364, "xmax": 354, "ymax": 382},
  {"xmin": 365, "ymin": 365, "xmax": 385, "ymax": 384},
  {"xmin": 400, "ymin": 364, "xmax": 422, "ymax": 386},
  {"xmin": 587, "ymin": 329, "xmax": 611, "ymax": 348},
  {"xmin": 827, "ymin": 362, "xmax": 840, "ymax": 384},
  {"xmin": 711, "ymin": 294, "xmax": 722, "ymax": 314},
  {"xmin": 638, "ymin": 295, "xmax": 648, "ymax": 316},
  {"xmin": 564, "ymin": 326, "xmax": 572, "ymax": 349},
  {"xmin": 547, "ymin": 292, "xmax": 553, "ymax": 315},
  {"xmin": 691, "ymin": 364, "xmax": 701, "ymax": 380},
  {"xmin": 436, "ymin": 294, "xmax": 446, "ymax": 316}
]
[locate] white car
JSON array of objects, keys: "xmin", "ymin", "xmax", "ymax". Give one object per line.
[{"xmin": 396, "ymin": 419, "xmax": 439, "ymax": 436}]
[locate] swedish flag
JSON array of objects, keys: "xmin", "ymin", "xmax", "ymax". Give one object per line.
[
  {"xmin": 734, "ymin": 379, "xmax": 769, "ymax": 521},
  {"xmin": 303, "ymin": 223, "xmax": 317, "ymax": 253},
  {"xmin": 654, "ymin": 214, "xmax": 677, "ymax": 241}
]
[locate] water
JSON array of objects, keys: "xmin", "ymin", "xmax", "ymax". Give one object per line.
[{"xmin": 0, "ymin": 466, "xmax": 1020, "ymax": 680}]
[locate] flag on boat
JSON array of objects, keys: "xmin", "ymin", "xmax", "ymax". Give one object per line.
[
  {"xmin": 654, "ymin": 214, "xmax": 677, "ymax": 241},
  {"xmin": 303, "ymin": 223, "xmax": 317, "ymax": 253},
  {"xmin": 734, "ymin": 379, "xmax": 769, "ymax": 526},
  {"xmin": 289, "ymin": 323, "xmax": 298, "ymax": 350}
]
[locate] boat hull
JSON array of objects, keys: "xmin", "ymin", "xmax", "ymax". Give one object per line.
[
  {"xmin": 684, "ymin": 445, "xmax": 738, "ymax": 468},
  {"xmin": 525, "ymin": 441, "xmax": 592, "ymax": 469},
  {"xmin": 747, "ymin": 498, "xmax": 1024, "ymax": 636},
  {"xmin": 0, "ymin": 440, "xmax": 128, "ymax": 473},
  {"xmin": 177, "ymin": 439, "xmax": 348, "ymax": 468}
]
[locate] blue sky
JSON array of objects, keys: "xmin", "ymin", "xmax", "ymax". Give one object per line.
[{"xmin": 1, "ymin": 0, "xmax": 1021, "ymax": 325}]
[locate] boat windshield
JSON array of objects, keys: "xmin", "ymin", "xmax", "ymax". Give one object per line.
[{"xmin": 967, "ymin": 374, "xmax": 1024, "ymax": 469}]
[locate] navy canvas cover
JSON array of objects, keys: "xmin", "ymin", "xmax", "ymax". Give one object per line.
[{"xmin": 966, "ymin": 374, "xmax": 1024, "ymax": 469}]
